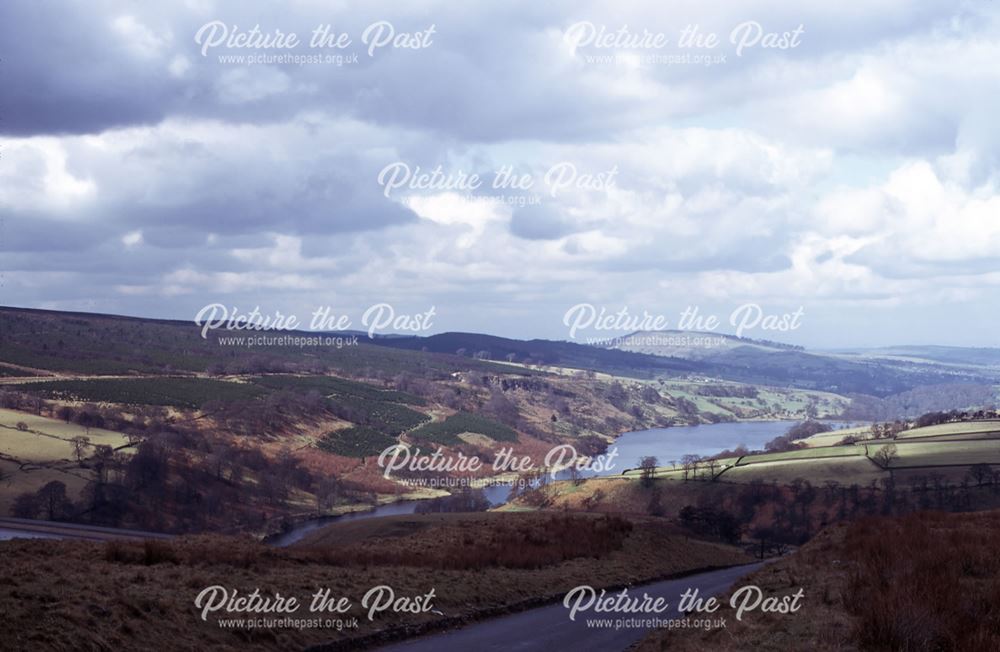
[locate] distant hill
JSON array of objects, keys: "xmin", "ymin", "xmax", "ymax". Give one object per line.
[
  {"xmin": 357, "ymin": 331, "xmax": 708, "ymax": 378},
  {"xmin": 0, "ymin": 306, "xmax": 514, "ymax": 379},
  {"xmin": 585, "ymin": 329, "xmax": 1000, "ymax": 397},
  {"xmin": 2, "ymin": 305, "xmax": 999, "ymax": 398},
  {"xmin": 366, "ymin": 329, "xmax": 1000, "ymax": 397},
  {"xmin": 831, "ymin": 345, "xmax": 1000, "ymax": 368},
  {"xmin": 602, "ymin": 329, "xmax": 799, "ymax": 361}
]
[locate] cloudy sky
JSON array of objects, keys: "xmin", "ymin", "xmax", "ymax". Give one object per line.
[{"xmin": 2, "ymin": 0, "xmax": 999, "ymax": 347}]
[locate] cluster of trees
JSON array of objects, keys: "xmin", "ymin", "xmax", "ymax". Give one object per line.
[
  {"xmin": 839, "ymin": 410, "xmax": 1000, "ymax": 446},
  {"xmin": 786, "ymin": 420, "xmax": 833, "ymax": 439},
  {"xmin": 757, "ymin": 420, "xmax": 833, "ymax": 453},
  {"xmin": 840, "ymin": 385, "xmax": 997, "ymax": 421},
  {"xmin": 0, "ymin": 389, "xmax": 44, "ymax": 414},
  {"xmin": 914, "ymin": 408, "xmax": 1000, "ymax": 427},
  {"xmin": 679, "ymin": 505, "xmax": 741, "ymax": 543},
  {"xmin": 673, "ymin": 466, "xmax": 1000, "ymax": 555},
  {"xmin": 7, "ymin": 406, "xmax": 360, "ymax": 533},
  {"xmin": 673, "ymin": 397, "xmax": 700, "ymax": 423},
  {"xmin": 12, "ymin": 481, "xmax": 74, "ymax": 520},
  {"xmin": 659, "ymin": 454, "xmax": 727, "ymax": 482},
  {"xmin": 482, "ymin": 390, "xmax": 520, "ymax": 427},
  {"xmin": 865, "ymin": 421, "xmax": 909, "ymax": 439},
  {"xmin": 1, "ymin": 391, "xmax": 175, "ymax": 443},
  {"xmin": 600, "ymin": 382, "xmax": 667, "ymax": 422},
  {"xmin": 638, "ymin": 456, "xmax": 658, "ymax": 487},
  {"xmin": 414, "ymin": 488, "xmax": 491, "ymax": 513},
  {"xmin": 53, "ymin": 403, "xmax": 155, "ymax": 437},
  {"xmin": 605, "ymin": 382, "xmax": 629, "ymax": 411},
  {"xmin": 477, "ymin": 375, "xmax": 551, "ymax": 393},
  {"xmin": 206, "ymin": 390, "xmax": 328, "ymax": 438},
  {"xmin": 204, "ymin": 356, "xmax": 314, "ymax": 376},
  {"xmin": 694, "ymin": 385, "xmax": 759, "ymax": 399}
]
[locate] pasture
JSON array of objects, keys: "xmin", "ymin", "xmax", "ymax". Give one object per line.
[
  {"xmin": 631, "ymin": 420, "xmax": 1000, "ymax": 487},
  {"xmin": 895, "ymin": 420, "xmax": 1000, "ymax": 439},
  {"xmin": 0, "ymin": 408, "xmax": 130, "ymax": 515},
  {"xmin": 0, "ymin": 408, "xmax": 128, "ymax": 462},
  {"xmin": 801, "ymin": 424, "xmax": 871, "ymax": 447},
  {"xmin": 721, "ymin": 456, "xmax": 883, "ymax": 485}
]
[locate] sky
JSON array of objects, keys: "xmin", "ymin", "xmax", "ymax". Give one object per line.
[{"xmin": 2, "ymin": 0, "xmax": 1000, "ymax": 348}]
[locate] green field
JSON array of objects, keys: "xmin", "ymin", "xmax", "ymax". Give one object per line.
[
  {"xmin": 722, "ymin": 456, "xmax": 882, "ymax": 485},
  {"xmin": 890, "ymin": 439, "xmax": 1000, "ymax": 466},
  {"xmin": 896, "ymin": 420, "xmax": 1000, "ymax": 439},
  {"xmin": 801, "ymin": 425, "xmax": 872, "ymax": 447},
  {"xmin": 730, "ymin": 437, "xmax": 1000, "ymax": 485},
  {"xmin": 739, "ymin": 445, "xmax": 865, "ymax": 464},
  {"xmin": 629, "ymin": 420, "xmax": 1000, "ymax": 487},
  {"xmin": 0, "ymin": 408, "xmax": 131, "ymax": 516},
  {"xmin": 0, "ymin": 408, "xmax": 128, "ymax": 462}
]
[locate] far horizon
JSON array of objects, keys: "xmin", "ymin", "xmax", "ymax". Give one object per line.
[{"xmin": 2, "ymin": 302, "xmax": 997, "ymax": 352}]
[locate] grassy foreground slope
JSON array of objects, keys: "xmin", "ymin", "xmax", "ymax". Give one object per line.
[
  {"xmin": 0, "ymin": 512, "xmax": 751, "ymax": 651},
  {"xmin": 636, "ymin": 510, "xmax": 1000, "ymax": 651}
]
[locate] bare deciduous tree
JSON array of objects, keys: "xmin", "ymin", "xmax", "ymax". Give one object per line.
[
  {"xmin": 70, "ymin": 435, "xmax": 91, "ymax": 463},
  {"xmin": 872, "ymin": 443, "xmax": 898, "ymax": 469},
  {"xmin": 706, "ymin": 457, "xmax": 720, "ymax": 481},
  {"xmin": 968, "ymin": 463, "xmax": 993, "ymax": 487},
  {"xmin": 639, "ymin": 456, "xmax": 658, "ymax": 487}
]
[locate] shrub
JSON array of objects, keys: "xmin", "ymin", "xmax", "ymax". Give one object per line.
[
  {"xmin": 306, "ymin": 514, "xmax": 632, "ymax": 570},
  {"xmin": 845, "ymin": 512, "xmax": 1000, "ymax": 650},
  {"xmin": 103, "ymin": 539, "xmax": 177, "ymax": 564},
  {"xmin": 142, "ymin": 540, "xmax": 179, "ymax": 565}
]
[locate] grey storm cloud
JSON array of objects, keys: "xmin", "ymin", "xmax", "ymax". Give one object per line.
[
  {"xmin": 8, "ymin": 0, "xmax": 949, "ymax": 141},
  {"xmin": 0, "ymin": 3, "xmax": 172, "ymax": 136},
  {"xmin": 3, "ymin": 0, "xmax": 1000, "ymax": 347},
  {"xmin": 0, "ymin": 0, "xmax": 656, "ymax": 141}
]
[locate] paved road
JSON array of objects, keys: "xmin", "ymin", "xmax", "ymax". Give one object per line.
[
  {"xmin": 0, "ymin": 527, "xmax": 61, "ymax": 541},
  {"xmin": 376, "ymin": 562, "xmax": 765, "ymax": 652},
  {"xmin": 0, "ymin": 517, "xmax": 173, "ymax": 542}
]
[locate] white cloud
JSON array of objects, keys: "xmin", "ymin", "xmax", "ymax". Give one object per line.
[
  {"xmin": 5, "ymin": 0, "xmax": 1000, "ymax": 345},
  {"xmin": 0, "ymin": 139, "xmax": 97, "ymax": 211},
  {"xmin": 122, "ymin": 230, "xmax": 144, "ymax": 247},
  {"xmin": 112, "ymin": 15, "xmax": 170, "ymax": 57}
]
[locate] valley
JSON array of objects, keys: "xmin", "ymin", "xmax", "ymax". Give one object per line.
[{"xmin": 2, "ymin": 306, "xmax": 1000, "ymax": 651}]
